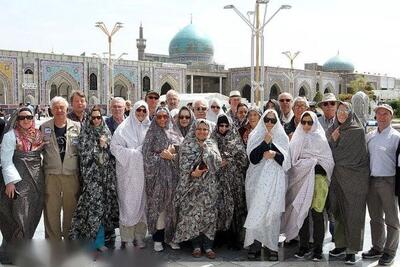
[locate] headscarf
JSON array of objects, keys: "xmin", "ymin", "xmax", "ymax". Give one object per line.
[
  {"xmin": 12, "ymin": 108, "xmax": 43, "ymax": 152},
  {"xmin": 176, "ymin": 106, "xmax": 195, "ymax": 137},
  {"xmin": 264, "ymin": 99, "xmax": 282, "ymax": 119},
  {"xmin": 114, "ymin": 100, "xmax": 151, "ymax": 150},
  {"xmin": 206, "ymin": 98, "xmax": 224, "ymax": 123}
]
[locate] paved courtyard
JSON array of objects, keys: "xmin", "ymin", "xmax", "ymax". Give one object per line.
[{"xmin": 1, "ymin": 211, "xmax": 399, "ymax": 267}]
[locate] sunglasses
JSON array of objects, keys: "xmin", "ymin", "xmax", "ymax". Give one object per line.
[
  {"xmin": 156, "ymin": 115, "xmax": 169, "ymax": 120},
  {"xmin": 91, "ymin": 116, "xmax": 102, "ymax": 120},
  {"xmin": 218, "ymin": 124, "xmax": 229, "ymax": 128},
  {"xmin": 323, "ymin": 101, "xmax": 336, "ymax": 107},
  {"xmin": 136, "ymin": 108, "xmax": 147, "ymax": 113},
  {"xmin": 147, "ymin": 96, "xmax": 159, "ymax": 100},
  {"xmin": 264, "ymin": 117, "xmax": 277, "ymax": 124},
  {"xmin": 211, "ymin": 105, "xmax": 220, "ymax": 109},
  {"xmin": 279, "ymin": 99, "xmax": 291, "ymax": 103},
  {"xmin": 301, "ymin": 120, "xmax": 314, "ymax": 126},
  {"xmin": 17, "ymin": 115, "xmax": 34, "ymax": 121},
  {"xmin": 196, "ymin": 107, "xmax": 207, "ymax": 111},
  {"xmin": 179, "ymin": 115, "xmax": 191, "ymax": 120}
]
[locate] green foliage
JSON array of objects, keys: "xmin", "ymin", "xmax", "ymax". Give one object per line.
[
  {"xmin": 389, "ymin": 100, "xmax": 400, "ymax": 118},
  {"xmin": 313, "ymin": 91, "xmax": 323, "ymax": 102},
  {"xmin": 338, "ymin": 93, "xmax": 353, "ymax": 102}
]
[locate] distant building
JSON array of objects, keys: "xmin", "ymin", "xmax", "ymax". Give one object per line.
[{"xmin": 0, "ymin": 23, "xmax": 398, "ymax": 110}]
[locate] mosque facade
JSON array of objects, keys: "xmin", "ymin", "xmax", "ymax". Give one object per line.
[{"xmin": 0, "ymin": 23, "xmax": 398, "ymax": 111}]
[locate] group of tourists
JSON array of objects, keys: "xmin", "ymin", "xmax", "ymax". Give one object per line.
[{"xmin": 0, "ymin": 88, "xmax": 399, "ymax": 266}]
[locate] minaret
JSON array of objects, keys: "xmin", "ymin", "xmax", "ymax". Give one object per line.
[{"xmin": 136, "ymin": 23, "xmax": 146, "ymax": 61}]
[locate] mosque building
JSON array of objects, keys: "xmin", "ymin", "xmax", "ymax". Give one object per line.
[{"xmin": 0, "ymin": 22, "xmax": 398, "ymax": 111}]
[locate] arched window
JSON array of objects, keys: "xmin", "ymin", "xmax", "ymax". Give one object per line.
[
  {"xmin": 299, "ymin": 87, "xmax": 306, "ymax": 97},
  {"xmin": 143, "ymin": 76, "xmax": 150, "ymax": 92},
  {"xmin": 242, "ymin": 84, "xmax": 251, "ymax": 102},
  {"xmin": 24, "ymin": 69, "xmax": 34, "ymax": 83},
  {"xmin": 269, "ymin": 84, "xmax": 280, "ymax": 100},
  {"xmin": 161, "ymin": 82, "xmax": 172, "ymax": 95},
  {"xmin": 89, "ymin": 73, "xmax": 97, "ymax": 90}
]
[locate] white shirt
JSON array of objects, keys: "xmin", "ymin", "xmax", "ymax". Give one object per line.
[
  {"xmin": 367, "ymin": 125, "xmax": 400, "ymax": 177},
  {"xmin": 1, "ymin": 131, "xmax": 22, "ymax": 185},
  {"xmin": 281, "ymin": 110, "xmax": 294, "ymax": 124}
]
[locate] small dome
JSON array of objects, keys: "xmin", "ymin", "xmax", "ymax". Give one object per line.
[
  {"xmin": 323, "ymin": 54, "xmax": 354, "ymax": 73},
  {"xmin": 169, "ymin": 24, "xmax": 214, "ymax": 64}
]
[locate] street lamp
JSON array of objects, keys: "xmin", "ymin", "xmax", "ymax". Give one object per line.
[
  {"xmin": 95, "ymin": 21, "xmax": 123, "ymax": 112},
  {"xmin": 224, "ymin": 2, "xmax": 291, "ymax": 107},
  {"xmin": 282, "ymin": 50, "xmax": 300, "ymax": 96}
]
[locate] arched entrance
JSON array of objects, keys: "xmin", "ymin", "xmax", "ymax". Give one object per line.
[
  {"xmin": 269, "ymin": 84, "xmax": 280, "ymax": 100},
  {"xmin": 161, "ymin": 82, "xmax": 172, "ymax": 95},
  {"xmin": 242, "ymin": 84, "xmax": 251, "ymax": 102},
  {"xmin": 143, "ymin": 76, "xmax": 150, "ymax": 92},
  {"xmin": 114, "ymin": 84, "xmax": 128, "ymax": 99},
  {"xmin": 50, "ymin": 81, "xmax": 72, "ymax": 101},
  {"xmin": 299, "ymin": 87, "xmax": 306, "ymax": 97}
]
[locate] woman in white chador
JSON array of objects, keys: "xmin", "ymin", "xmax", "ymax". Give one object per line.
[
  {"xmin": 110, "ymin": 100, "xmax": 151, "ymax": 249},
  {"xmin": 244, "ymin": 109, "xmax": 290, "ymax": 261}
]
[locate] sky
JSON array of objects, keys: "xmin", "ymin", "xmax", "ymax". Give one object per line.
[{"xmin": 1, "ymin": 0, "xmax": 399, "ymax": 78}]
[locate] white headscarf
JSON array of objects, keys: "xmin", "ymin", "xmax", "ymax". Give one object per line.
[
  {"xmin": 114, "ymin": 100, "xmax": 151, "ymax": 149},
  {"xmin": 206, "ymin": 98, "xmax": 224, "ymax": 123}
]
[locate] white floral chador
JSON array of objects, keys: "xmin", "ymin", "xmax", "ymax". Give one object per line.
[{"xmin": 244, "ymin": 109, "xmax": 290, "ymax": 251}]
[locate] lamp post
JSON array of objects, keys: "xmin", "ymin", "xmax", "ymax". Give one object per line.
[
  {"xmin": 95, "ymin": 21, "xmax": 123, "ymax": 111},
  {"xmin": 282, "ymin": 50, "xmax": 300, "ymax": 96},
  {"xmin": 224, "ymin": 2, "xmax": 291, "ymax": 107}
]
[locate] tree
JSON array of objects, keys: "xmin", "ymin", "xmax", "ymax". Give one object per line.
[
  {"xmin": 313, "ymin": 91, "xmax": 323, "ymax": 102},
  {"xmin": 348, "ymin": 75, "xmax": 374, "ymax": 99}
]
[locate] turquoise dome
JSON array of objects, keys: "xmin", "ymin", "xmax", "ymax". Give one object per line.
[
  {"xmin": 323, "ymin": 54, "xmax": 354, "ymax": 73},
  {"xmin": 169, "ymin": 24, "xmax": 214, "ymax": 64}
]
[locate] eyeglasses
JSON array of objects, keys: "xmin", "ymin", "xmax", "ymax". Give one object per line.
[
  {"xmin": 323, "ymin": 101, "xmax": 336, "ymax": 107},
  {"xmin": 91, "ymin": 116, "xmax": 102, "ymax": 120},
  {"xmin": 147, "ymin": 96, "xmax": 159, "ymax": 100},
  {"xmin": 279, "ymin": 99, "xmax": 291, "ymax": 103},
  {"xmin": 337, "ymin": 109, "xmax": 349, "ymax": 115},
  {"xmin": 196, "ymin": 128, "xmax": 209, "ymax": 132},
  {"xmin": 136, "ymin": 108, "xmax": 147, "ymax": 113},
  {"xmin": 264, "ymin": 117, "xmax": 277, "ymax": 124},
  {"xmin": 196, "ymin": 107, "xmax": 207, "ymax": 111},
  {"xmin": 17, "ymin": 115, "xmax": 34, "ymax": 121},
  {"xmin": 301, "ymin": 120, "xmax": 314, "ymax": 126},
  {"xmin": 211, "ymin": 105, "xmax": 220, "ymax": 109},
  {"xmin": 179, "ymin": 115, "xmax": 191, "ymax": 120},
  {"xmin": 156, "ymin": 115, "xmax": 169, "ymax": 120},
  {"xmin": 218, "ymin": 124, "xmax": 229, "ymax": 128}
]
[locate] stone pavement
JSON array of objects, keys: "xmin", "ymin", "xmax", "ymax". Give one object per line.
[{"xmin": 1, "ymin": 212, "xmax": 399, "ymax": 267}]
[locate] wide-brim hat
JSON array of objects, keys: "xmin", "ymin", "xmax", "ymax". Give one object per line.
[
  {"xmin": 229, "ymin": 90, "xmax": 241, "ymax": 98},
  {"xmin": 374, "ymin": 104, "xmax": 394, "ymax": 115},
  {"xmin": 318, "ymin": 93, "xmax": 339, "ymax": 107}
]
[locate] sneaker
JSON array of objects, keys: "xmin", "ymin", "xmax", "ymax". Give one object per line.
[
  {"xmin": 362, "ymin": 247, "xmax": 383, "ymax": 259},
  {"xmin": 378, "ymin": 253, "xmax": 395, "ymax": 266},
  {"xmin": 329, "ymin": 247, "xmax": 347, "ymax": 257},
  {"xmin": 153, "ymin": 242, "xmax": 163, "ymax": 252},
  {"xmin": 294, "ymin": 247, "xmax": 311, "ymax": 259},
  {"xmin": 168, "ymin": 242, "xmax": 180, "ymax": 250},
  {"xmin": 345, "ymin": 254, "xmax": 359, "ymax": 265},
  {"xmin": 311, "ymin": 252, "xmax": 323, "ymax": 262},
  {"xmin": 135, "ymin": 239, "xmax": 146, "ymax": 249}
]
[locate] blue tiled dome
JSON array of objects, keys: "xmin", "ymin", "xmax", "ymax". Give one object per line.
[
  {"xmin": 169, "ymin": 24, "xmax": 214, "ymax": 64},
  {"xmin": 323, "ymin": 54, "xmax": 354, "ymax": 73}
]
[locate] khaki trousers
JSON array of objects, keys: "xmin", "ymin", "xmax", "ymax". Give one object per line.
[
  {"xmin": 367, "ymin": 176, "xmax": 400, "ymax": 256},
  {"xmin": 44, "ymin": 174, "xmax": 80, "ymax": 240}
]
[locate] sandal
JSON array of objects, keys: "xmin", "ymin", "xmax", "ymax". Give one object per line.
[
  {"xmin": 206, "ymin": 249, "xmax": 216, "ymax": 259},
  {"xmin": 192, "ymin": 248, "xmax": 202, "ymax": 258},
  {"xmin": 268, "ymin": 250, "xmax": 279, "ymax": 261}
]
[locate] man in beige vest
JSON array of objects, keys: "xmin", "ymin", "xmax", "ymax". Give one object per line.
[{"xmin": 40, "ymin": 96, "xmax": 81, "ymax": 240}]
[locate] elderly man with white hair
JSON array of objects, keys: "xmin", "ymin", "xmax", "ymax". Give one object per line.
[
  {"xmin": 166, "ymin": 89, "xmax": 180, "ymax": 111},
  {"xmin": 106, "ymin": 97, "xmax": 126, "ymax": 135},
  {"xmin": 278, "ymin": 92, "xmax": 294, "ymax": 124},
  {"xmin": 40, "ymin": 96, "xmax": 81, "ymax": 240}
]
